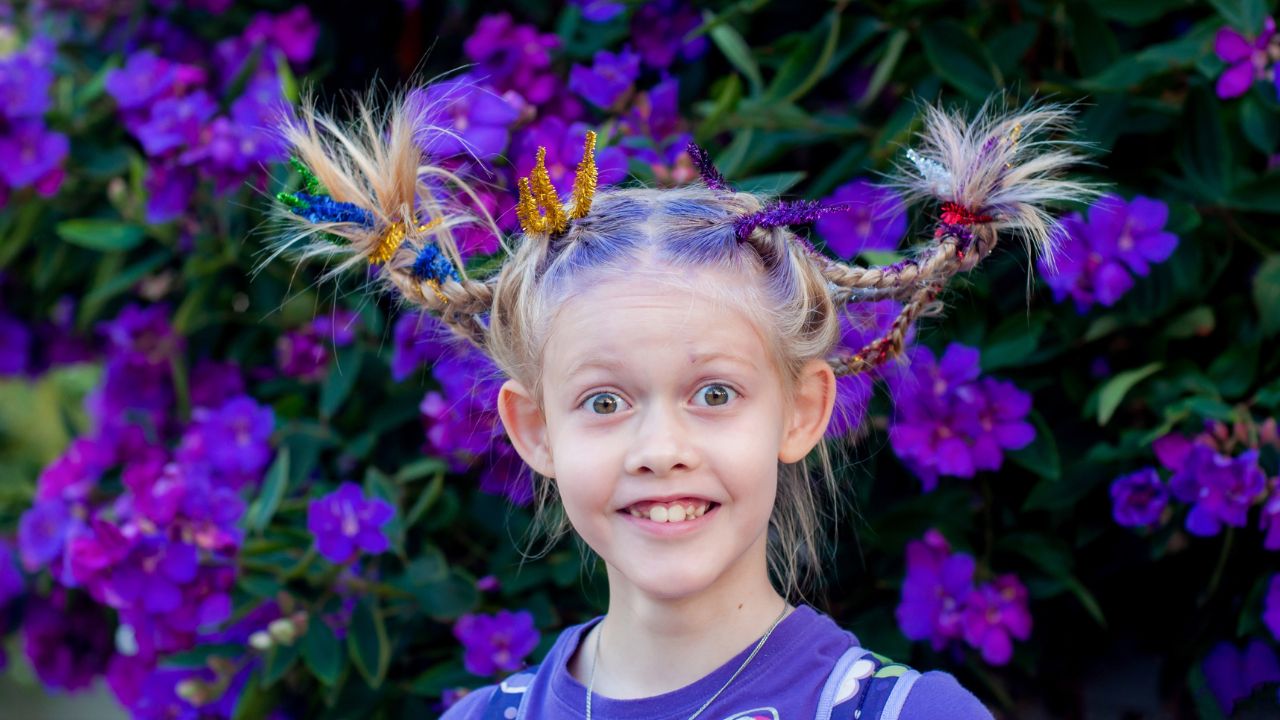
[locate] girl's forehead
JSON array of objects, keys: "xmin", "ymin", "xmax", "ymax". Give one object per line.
[{"xmin": 545, "ymin": 291, "xmax": 774, "ymax": 379}]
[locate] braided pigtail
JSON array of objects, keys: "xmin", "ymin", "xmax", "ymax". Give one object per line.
[
  {"xmin": 262, "ymin": 84, "xmax": 507, "ymax": 351},
  {"xmin": 821, "ymin": 97, "xmax": 1099, "ymax": 377}
]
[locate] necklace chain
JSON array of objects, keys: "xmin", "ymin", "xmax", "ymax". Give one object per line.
[{"xmin": 585, "ymin": 600, "xmax": 789, "ymax": 720}]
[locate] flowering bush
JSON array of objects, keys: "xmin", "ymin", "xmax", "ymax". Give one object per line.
[{"xmin": 0, "ymin": 1, "xmax": 1277, "ymax": 718}]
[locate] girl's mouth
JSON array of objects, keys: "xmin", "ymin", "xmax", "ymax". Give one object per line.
[{"xmin": 616, "ymin": 501, "xmax": 721, "ymax": 536}]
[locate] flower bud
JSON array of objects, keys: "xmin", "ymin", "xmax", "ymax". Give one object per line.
[
  {"xmin": 176, "ymin": 679, "xmax": 210, "ymax": 706},
  {"xmin": 268, "ymin": 618, "xmax": 297, "ymax": 646},
  {"xmin": 249, "ymin": 630, "xmax": 273, "ymax": 651}
]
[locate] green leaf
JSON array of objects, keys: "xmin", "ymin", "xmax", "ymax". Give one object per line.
[
  {"xmin": 363, "ymin": 467, "xmax": 404, "ymax": 554},
  {"xmin": 1207, "ymin": 343, "xmax": 1258, "ymax": 400},
  {"xmin": 1187, "ymin": 663, "xmax": 1230, "ymax": 720},
  {"xmin": 733, "ymin": 172, "xmax": 806, "ymax": 196},
  {"xmin": 408, "ymin": 662, "xmax": 476, "ymax": 696},
  {"xmin": 981, "ymin": 312, "xmax": 1046, "ymax": 371},
  {"xmin": 394, "ymin": 457, "xmax": 448, "ymax": 483},
  {"xmin": 347, "ymin": 598, "xmax": 391, "ymax": 689},
  {"xmin": 919, "ymin": 20, "xmax": 1000, "ymax": 99},
  {"xmin": 246, "ymin": 449, "xmax": 289, "ymax": 534},
  {"xmin": 231, "ymin": 669, "xmax": 275, "ymax": 720},
  {"xmin": 81, "ymin": 249, "xmax": 172, "ymax": 311},
  {"xmin": 262, "ymin": 643, "xmax": 300, "ymax": 687},
  {"xmin": 706, "ymin": 13, "xmax": 763, "ymax": 96},
  {"xmin": 1208, "ymin": 0, "xmax": 1270, "ymax": 34},
  {"xmin": 1096, "ymin": 362, "xmax": 1163, "ymax": 426},
  {"xmin": 320, "ymin": 345, "xmax": 363, "ymax": 418},
  {"xmin": 1174, "ymin": 85, "xmax": 1233, "ymax": 201},
  {"xmin": 998, "ymin": 534, "xmax": 1106, "ymax": 628},
  {"xmin": 1006, "ymin": 409, "xmax": 1060, "ymax": 481},
  {"xmin": 1254, "ymin": 255, "xmax": 1280, "ymax": 336},
  {"xmin": 1165, "ymin": 305, "xmax": 1215, "ymax": 339},
  {"xmin": 300, "ymin": 619, "xmax": 345, "ymax": 687},
  {"xmin": 55, "ymin": 219, "xmax": 145, "ymax": 252},
  {"xmin": 1240, "ymin": 96, "xmax": 1280, "ymax": 154},
  {"xmin": 414, "ymin": 569, "xmax": 480, "ymax": 620},
  {"xmin": 857, "ymin": 29, "xmax": 908, "ymax": 110}
]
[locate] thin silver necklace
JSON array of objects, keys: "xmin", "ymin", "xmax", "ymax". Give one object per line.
[{"xmin": 585, "ymin": 600, "xmax": 790, "ymax": 720}]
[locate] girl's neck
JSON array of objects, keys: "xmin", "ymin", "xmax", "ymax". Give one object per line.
[{"xmin": 568, "ymin": 558, "xmax": 793, "ymax": 700}]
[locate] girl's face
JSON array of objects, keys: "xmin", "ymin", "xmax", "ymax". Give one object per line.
[{"xmin": 497, "ymin": 270, "xmax": 836, "ymax": 603}]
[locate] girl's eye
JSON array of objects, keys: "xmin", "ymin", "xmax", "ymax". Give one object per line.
[
  {"xmin": 695, "ymin": 384, "xmax": 738, "ymax": 407},
  {"xmin": 585, "ymin": 392, "xmax": 628, "ymax": 415},
  {"xmin": 580, "ymin": 384, "xmax": 739, "ymax": 415}
]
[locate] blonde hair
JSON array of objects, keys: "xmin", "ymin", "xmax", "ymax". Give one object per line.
[{"xmin": 264, "ymin": 83, "xmax": 1097, "ymax": 604}]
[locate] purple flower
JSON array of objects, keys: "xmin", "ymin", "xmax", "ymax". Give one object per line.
[
  {"xmin": 244, "ymin": 6, "xmax": 320, "ymax": 66},
  {"xmin": 0, "ymin": 313, "xmax": 31, "ymax": 375},
  {"xmin": 104, "ymin": 51, "xmax": 177, "ymax": 112},
  {"xmin": 1153, "ymin": 432, "xmax": 1194, "ymax": 473},
  {"xmin": 391, "ymin": 312, "xmax": 450, "ymax": 382},
  {"xmin": 827, "ymin": 300, "xmax": 904, "ymax": 438},
  {"xmin": 816, "ymin": 179, "xmax": 908, "ymax": 258},
  {"xmin": 143, "ymin": 161, "xmax": 197, "ymax": 224},
  {"xmin": 1261, "ymin": 490, "xmax": 1280, "ymax": 551},
  {"xmin": 37, "ymin": 436, "xmax": 113, "ymax": 502},
  {"xmin": 135, "ymin": 90, "xmax": 218, "ymax": 158},
  {"xmin": 885, "ymin": 343, "xmax": 1034, "ymax": 491},
  {"xmin": 1086, "ymin": 194, "xmax": 1178, "ymax": 278},
  {"xmin": 573, "ymin": 0, "xmax": 626, "ymax": 22},
  {"xmin": 1037, "ymin": 213, "xmax": 1134, "ymax": 313},
  {"xmin": 1214, "ymin": 16, "xmax": 1278, "ymax": 99},
  {"xmin": 0, "ymin": 120, "xmax": 70, "ymax": 191},
  {"xmin": 512, "ymin": 116, "xmax": 628, "ymax": 195},
  {"xmin": 896, "ymin": 529, "xmax": 974, "ymax": 650},
  {"xmin": 464, "ymin": 14, "xmax": 561, "ymax": 105},
  {"xmin": 1266, "ymin": 574, "xmax": 1280, "ymax": 643},
  {"xmin": 18, "ymin": 499, "xmax": 75, "ymax": 572},
  {"xmin": 189, "ymin": 360, "xmax": 245, "ymax": 410},
  {"xmin": 631, "ymin": 0, "xmax": 708, "ymax": 69},
  {"xmin": 277, "ymin": 327, "xmax": 329, "ymax": 381},
  {"xmin": 1109, "ymin": 468, "xmax": 1169, "ymax": 528},
  {"xmin": 0, "ymin": 541, "xmax": 23, "ymax": 606},
  {"xmin": 22, "ymin": 589, "xmax": 114, "ymax": 692},
  {"xmin": 1169, "ymin": 445, "xmax": 1266, "ymax": 536},
  {"xmin": 569, "ymin": 46, "xmax": 641, "ymax": 109},
  {"xmin": 453, "ymin": 609, "xmax": 540, "ymax": 676},
  {"xmin": 961, "ymin": 575, "xmax": 1032, "ymax": 666},
  {"xmin": 478, "ymin": 440, "xmax": 534, "ymax": 506},
  {"xmin": 98, "ymin": 304, "xmax": 183, "ymax": 368},
  {"xmin": 307, "ymin": 482, "xmax": 395, "ymax": 564},
  {"xmin": 311, "ymin": 307, "xmax": 360, "ymax": 347},
  {"xmin": 0, "ymin": 38, "xmax": 56, "ymax": 119},
  {"xmin": 177, "ymin": 395, "xmax": 275, "ymax": 486},
  {"xmin": 1203, "ymin": 638, "xmax": 1280, "ymax": 715},
  {"xmin": 408, "ymin": 79, "xmax": 520, "ymax": 160}
]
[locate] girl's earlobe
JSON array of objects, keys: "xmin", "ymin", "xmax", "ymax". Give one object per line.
[
  {"xmin": 497, "ymin": 379, "xmax": 556, "ymax": 478},
  {"xmin": 778, "ymin": 360, "xmax": 838, "ymax": 464}
]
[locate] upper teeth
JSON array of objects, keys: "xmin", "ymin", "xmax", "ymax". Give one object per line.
[{"xmin": 628, "ymin": 501, "xmax": 710, "ymax": 522}]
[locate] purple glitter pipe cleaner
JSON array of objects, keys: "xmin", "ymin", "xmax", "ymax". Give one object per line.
[
  {"xmin": 733, "ymin": 199, "xmax": 847, "ymax": 240},
  {"xmin": 686, "ymin": 141, "xmax": 728, "ymax": 192}
]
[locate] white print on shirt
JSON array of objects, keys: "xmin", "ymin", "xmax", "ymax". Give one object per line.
[{"xmin": 719, "ymin": 708, "xmax": 779, "ymax": 720}]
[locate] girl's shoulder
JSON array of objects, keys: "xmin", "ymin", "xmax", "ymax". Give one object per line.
[{"xmin": 824, "ymin": 646, "xmax": 993, "ymax": 720}]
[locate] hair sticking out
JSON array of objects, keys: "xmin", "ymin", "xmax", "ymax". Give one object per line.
[{"xmin": 265, "ymin": 83, "xmax": 1097, "ymax": 603}]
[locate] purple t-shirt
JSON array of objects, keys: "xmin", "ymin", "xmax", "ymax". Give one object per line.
[{"xmin": 441, "ymin": 604, "xmax": 993, "ymax": 719}]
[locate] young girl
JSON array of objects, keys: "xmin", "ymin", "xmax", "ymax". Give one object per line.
[{"xmin": 268, "ymin": 85, "xmax": 1094, "ymax": 720}]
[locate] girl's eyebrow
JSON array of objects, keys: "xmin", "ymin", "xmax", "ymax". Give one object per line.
[{"xmin": 565, "ymin": 351, "xmax": 757, "ymax": 376}]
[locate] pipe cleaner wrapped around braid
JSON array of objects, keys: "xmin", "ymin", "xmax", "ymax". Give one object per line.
[
  {"xmin": 705, "ymin": 97, "xmax": 1097, "ymax": 379},
  {"xmin": 263, "ymin": 87, "xmax": 509, "ymax": 349}
]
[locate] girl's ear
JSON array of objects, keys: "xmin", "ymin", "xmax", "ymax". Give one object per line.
[
  {"xmin": 497, "ymin": 379, "xmax": 556, "ymax": 478},
  {"xmin": 778, "ymin": 358, "xmax": 837, "ymax": 464}
]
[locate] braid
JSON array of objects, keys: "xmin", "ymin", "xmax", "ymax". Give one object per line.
[{"xmin": 814, "ymin": 97, "xmax": 1097, "ymax": 377}]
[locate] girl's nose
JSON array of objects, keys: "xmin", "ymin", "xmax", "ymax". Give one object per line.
[{"xmin": 622, "ymin": 400, "xmax": 698, "ymax": 477}]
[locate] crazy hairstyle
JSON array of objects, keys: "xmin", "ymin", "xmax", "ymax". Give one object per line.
[{"xmin": 265, "ymin": 86, "xmax": 1097, "ymax": 601}]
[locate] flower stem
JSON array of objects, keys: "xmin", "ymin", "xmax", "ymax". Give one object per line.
[{"xmin": 1199, "ymin": 527, "xmax": 1234, "ymax": 608}]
